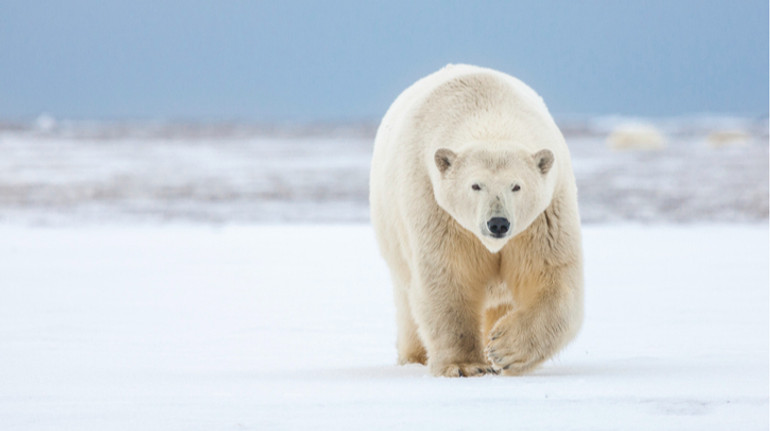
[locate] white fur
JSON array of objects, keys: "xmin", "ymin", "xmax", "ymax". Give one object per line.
[{"xmin": 370, "ymin": 64, "xmax": 584, "ymax": 377}]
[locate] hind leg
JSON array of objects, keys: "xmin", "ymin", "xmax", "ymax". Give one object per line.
[{"xmin": 394, "ymin": 286, "xmax": 427, "ymax": 364}]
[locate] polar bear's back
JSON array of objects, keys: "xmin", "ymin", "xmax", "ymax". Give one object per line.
[
  {"xmin": 378, "ymin": 64, "xmax": 549, "ymax": 134},
  {"xmin": 373, "ymin": 64, "xmax": 561, "ymax": 166},
  {"xmin": 371, "ymin": 64, "xmax": 565, "ymax": 191}
]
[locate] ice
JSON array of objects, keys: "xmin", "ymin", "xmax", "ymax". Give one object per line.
[{"xmin": 0, "ymin": 224, "xmax": 767, "ymax": 430}]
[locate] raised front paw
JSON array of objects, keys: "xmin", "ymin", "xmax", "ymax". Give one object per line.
[
  {"xmin": 485, "ymin": 317, "xmax": 549, "ymax": 375},
  {"xmin": 430, "ymin": 361, "xmax": 499, "ymax": 378}
]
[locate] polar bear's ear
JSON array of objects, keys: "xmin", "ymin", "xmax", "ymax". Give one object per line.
[
  {"xmin": 533, "ymin": 149, "xmax": 554, "ymax": 174},
  {"xmin": 435, "ymin": 148, "xmax": 457, "ymax": 174}
]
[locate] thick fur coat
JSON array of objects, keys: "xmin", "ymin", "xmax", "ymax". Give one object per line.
[{"xmin": 370, "ymin": 64, "xmax": 583, "ymax": 377}]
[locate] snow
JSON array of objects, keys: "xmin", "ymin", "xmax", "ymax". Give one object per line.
[
  {"xmin": 1, "ymin": 224, "xmax": 767, "ymax": 430},
  {"xmin": 0, "ymin": 117, "xmax": 766, "ymax": 427}
]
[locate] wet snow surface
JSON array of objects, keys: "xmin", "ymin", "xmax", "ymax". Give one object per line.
[
  {"xmin": 0, "ymin": 118, "xmax": 767, "ymax": 225},
  {"xmin": 1, "ymin": 225, "xmax": 767, "ymax": 430}
]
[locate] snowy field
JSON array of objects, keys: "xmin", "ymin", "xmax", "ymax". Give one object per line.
[
  {"xmin": 1, "ymin": 224, "xmax": 767, "ymax": 430},
  {"xmin": 0, "ymin": 118, "xmax": 767, "ymax": 429}
]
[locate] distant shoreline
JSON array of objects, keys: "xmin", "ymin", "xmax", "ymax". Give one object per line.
[{"xmin": 0, "ymin": 114, "xmax": 768, "ymax": 141}]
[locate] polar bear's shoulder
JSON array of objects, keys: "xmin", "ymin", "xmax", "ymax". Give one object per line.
[{"xmin": 417, "ymin": 64, "xmax": 551, "ymax": 119}]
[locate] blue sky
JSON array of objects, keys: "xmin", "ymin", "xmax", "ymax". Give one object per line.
[{"xmin": 1, "ymin": 1, "xmax": 767, "ymax": 122}]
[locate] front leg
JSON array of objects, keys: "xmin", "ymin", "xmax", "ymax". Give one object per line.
[
  {"xmin": 411, "ymin": 262, "xmax": 496, "ymax": 377},
  {"xmin": 486, "ymin": 264, "xmax": 583, "ymax": 375}
]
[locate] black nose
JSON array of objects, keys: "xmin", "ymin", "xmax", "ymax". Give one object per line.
[{"xmin": 487, "ymin": 217, "xmax": 510, "ymax": 237}]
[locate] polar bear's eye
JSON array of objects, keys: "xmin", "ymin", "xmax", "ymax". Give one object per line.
[
  {"xmin": 512, "ymin": 184, "xmax": 521, "ymax": 192},
  {"xmin": 471, "ymin": 184, "xmax": 481, "ymax": 191}
]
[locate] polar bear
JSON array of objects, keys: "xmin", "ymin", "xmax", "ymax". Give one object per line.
[{"xmin": 370, "ymin": 64, "xmax": 583, "ymax": 377}]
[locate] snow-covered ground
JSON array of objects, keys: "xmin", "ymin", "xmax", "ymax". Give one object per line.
[
  {"xmin": 0, "ymin": 118, "xmax": 767, "ymax": 429},
  {"xmin": 1, "ymin": 224, "xmax": 767, "ymax": 430}
]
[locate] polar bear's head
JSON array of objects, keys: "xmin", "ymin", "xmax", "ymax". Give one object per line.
[{"xmin": 433, "ymin": 147, "xmax": 556, "ymax": 253}]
